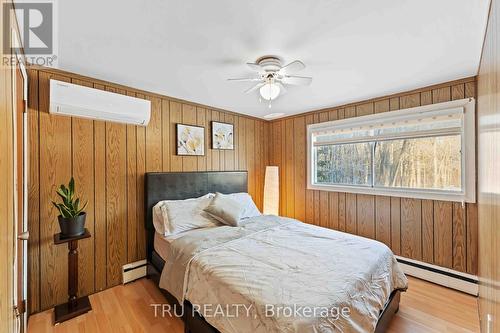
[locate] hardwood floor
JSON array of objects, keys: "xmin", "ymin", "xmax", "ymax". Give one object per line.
[
  {"xmin": 27, "ymin": 277, "xmax": 184, "ymax": 333},
  {"xmin": 388, "ymin": 277, "xmax": 480, "ymax": 332},
  {"xmin": 28, "ymin": 276, "xmax": 479, "ymax": 333}
]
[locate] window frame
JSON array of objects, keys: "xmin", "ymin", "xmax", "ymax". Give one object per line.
[{"xmin": 307, "ymin": 98, "xmax": 476, "ymax": 203}]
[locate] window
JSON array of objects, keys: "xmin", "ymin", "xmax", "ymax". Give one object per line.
[
  {"xmin": 307, "ymin": 98, "xmax": 475, "ymax": 202},
  {"xmin": 316, "ymin": 142, "xmax": 372, "ymax": 186}
]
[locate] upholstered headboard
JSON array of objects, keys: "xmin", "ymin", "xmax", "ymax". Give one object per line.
[{"xmin": 144, "ymin": 171, "xmax": 248, "ymax": 261}]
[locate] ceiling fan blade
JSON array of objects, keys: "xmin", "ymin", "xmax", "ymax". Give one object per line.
[
  {"xmin": 281, "ymin": 75, "xmax": 312, "ymax": 86},
  {"xmin": 278, "ymin": 60, "xmax": 305, "ymax": 75},
  {"xmin": 227, "ymin": 77, "xmax": 262, "ymax": 82},
  {"xmin": 244, "ymin": 82, "xmax": 266, "ymax": 94},
  {"xmin": 246, "ymin": 62, "xmax": 266, "ymax": 74},
  {"xmin": 277, "ymin": 82, "xmax": 287, "ymax": 95}
]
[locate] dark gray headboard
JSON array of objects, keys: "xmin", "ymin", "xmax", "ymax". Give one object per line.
[{"xmin": 144, "ymin": 171, "xmax": 248, "ymax": 260}]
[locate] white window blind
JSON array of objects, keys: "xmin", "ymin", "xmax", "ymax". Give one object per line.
[{"xmin": 312, "ymin": 107, "xmax": 463, "ymax": 146}]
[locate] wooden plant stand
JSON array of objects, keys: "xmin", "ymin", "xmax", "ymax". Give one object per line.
[{"xmin": 53, "ymin": 228, "xmax": 92, "ymax": 324}]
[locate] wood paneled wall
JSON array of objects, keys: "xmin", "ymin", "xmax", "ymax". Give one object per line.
[
  {"xmin": 269, "ymin": 77, "xmax": 478, "ymax": 275},
  {"xmin": 477, "ymin": 0, "xmax": 500, "ymax": 331},
  {"xmin": 27, "ymin": 68, "xmax": 270, "ymax": 313}
]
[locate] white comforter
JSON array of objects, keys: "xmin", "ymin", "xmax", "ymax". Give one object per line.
[{"xmin": 159, "ymin": 215, "xmax": 407, "ymax": 333}]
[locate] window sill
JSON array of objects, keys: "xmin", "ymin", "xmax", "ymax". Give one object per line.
[{"xmin": 307, "ymin": 183, "xmax": 475, "ymax": 203}]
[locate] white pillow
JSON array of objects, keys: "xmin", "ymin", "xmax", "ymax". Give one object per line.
[
  {"xmin": 152, "ymin": 194, "xmax": 216, "ymax": 236},
  {"xmin": 225, "ymin": 192, "xmax": 261, "ymax": 219},
  {"xmin": 204, "ymin": 193, "xmax": 246, "ymax": 226}
]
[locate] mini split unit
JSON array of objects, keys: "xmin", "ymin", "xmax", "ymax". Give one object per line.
[{"xmin": 49, "ymin": 79, "xmax": 151, "ymax": 126}]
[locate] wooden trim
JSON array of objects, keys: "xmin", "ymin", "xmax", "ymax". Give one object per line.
[
  {"xmin": 0, "ymin": 2, "xmax": 17, "ymax": 330},
  {"xmin": 477, "ymin": 0, "xmax": 500, "ymax": 331}
]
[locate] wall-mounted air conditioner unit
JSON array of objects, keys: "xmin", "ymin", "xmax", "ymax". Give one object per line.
[{"xmin": 49, "ymin": 79, "xmax": 151, "ymax": 126}]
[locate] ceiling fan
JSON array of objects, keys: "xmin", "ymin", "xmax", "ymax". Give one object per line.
[{"xmin": 228, "ymin": 56, "xmax": 312, "ymax": 107}]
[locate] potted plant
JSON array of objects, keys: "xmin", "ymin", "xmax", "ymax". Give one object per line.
[{"xmin": 52, "ymin": 177, "xmax": 87, "ymax": 237}]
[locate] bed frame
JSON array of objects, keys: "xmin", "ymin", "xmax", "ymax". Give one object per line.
[{"xmin": 145, "ymin": 171, "xmax": 401, "ymax": 333}]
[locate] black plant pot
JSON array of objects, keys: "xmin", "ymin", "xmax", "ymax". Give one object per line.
[{"xmin": 58, "ymin": 212, "xmax": 86, "ymax": 237}]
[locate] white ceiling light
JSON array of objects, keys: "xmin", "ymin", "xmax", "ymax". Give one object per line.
[{"xmin": 260, "ymin": 82, "xmax": 280, "ymax": 101}]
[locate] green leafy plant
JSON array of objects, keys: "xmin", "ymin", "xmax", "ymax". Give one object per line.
[{"xmin": 52, "ymin": 177, "xmax": 87, "ymax": 218}]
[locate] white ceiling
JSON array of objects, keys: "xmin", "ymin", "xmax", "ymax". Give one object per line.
[{"xmin": 56, "ymin": 0, "xmax": 490, "ymax": 119}]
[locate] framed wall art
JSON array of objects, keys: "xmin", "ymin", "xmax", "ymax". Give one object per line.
[
  {"xmin": 211, "ymin": 121, "xmax": 234, "ymax": 150},
  {"xmin": 176, "ymin": 124, "xmax": 205, "ymax": 156}
]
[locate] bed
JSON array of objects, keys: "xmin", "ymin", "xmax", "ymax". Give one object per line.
[{"xmin": 145, "ymin": 171, "xmax": 407, "ymax": 333}]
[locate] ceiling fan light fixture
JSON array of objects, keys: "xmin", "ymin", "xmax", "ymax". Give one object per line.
[
  {"xmin": 228, "ymin": 56, "xmax": 312, "ymax": 106},
  {"xmin": 259, "ymin": 82, "xmax": 280, "ymax": 101}
]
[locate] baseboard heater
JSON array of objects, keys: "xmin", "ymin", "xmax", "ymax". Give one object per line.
[
  {"xmin": 122, "ymin": 259, "xmax": 147, "ymax": 284},
  {"xmin": 396, "ymin": 256, "xmax": 478, "ymax": 296}
]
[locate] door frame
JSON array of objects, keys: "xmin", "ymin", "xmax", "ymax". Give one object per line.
[{"xmin": 11, "ymin": 26, "xmax": 28, "ymax": 333}]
